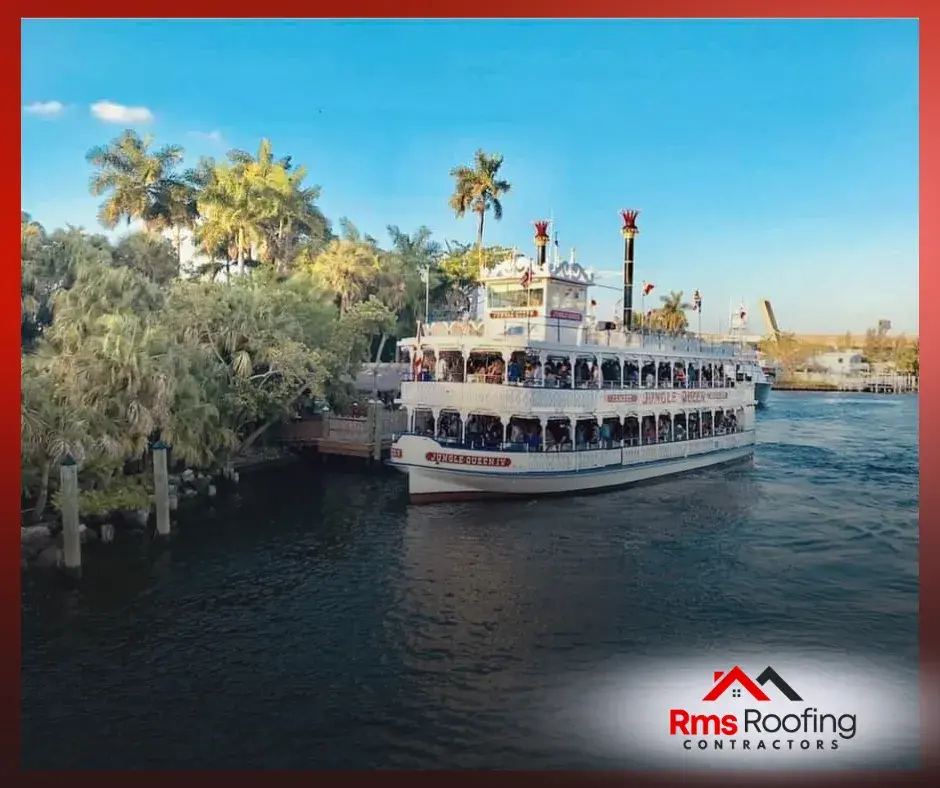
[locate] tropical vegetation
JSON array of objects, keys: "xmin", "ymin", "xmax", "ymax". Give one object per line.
[{"xmin": 21, "ymin": 132, "xmax": 516, "ymax": 522}]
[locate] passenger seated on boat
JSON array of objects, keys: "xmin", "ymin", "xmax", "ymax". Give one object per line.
[
  {"xmin": 466, "ymin": 417, "xmax": 483, "ymax": 448},
  {"xmin": 510, "ymin": 422, "xmax": 525, "ymax": 444},
  {"xmin": 526, "ymin": 425, "xmax": 542, "ymax": 451},
  {"xmin": 575, "ymin": 422, "xmax": 587, "ymax": 448},
  {"xmin": 484, "ymin": 421, "xmax": 502, "ymax": 447},
  {"xmin": 485, "ymin": 360, "xmax": 504, "ymax": 384},
  {"xmin": 675, "ymin": 423, "xmax": 686, "ymax": 441}
]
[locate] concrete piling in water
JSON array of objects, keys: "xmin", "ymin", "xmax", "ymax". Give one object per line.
[
  {"xmin": 59, "ymin": 455, "xmax": 81, "ymax": 578},
  {"xmin": 153, "ymin": 441, "xmax": 171, "ymax": 537},
  {"xmin": 371, "ymin": 404, "xmax": 383, "ymax": 462}
]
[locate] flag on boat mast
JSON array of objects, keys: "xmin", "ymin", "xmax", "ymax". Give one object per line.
[
  {"xmin": 642, "ymin": 281, "xmax": 655, "ymax": 296},
  {"xmin": 520, "ymin": 263, "xmax": 533, "ymax": 288},
  {"xmin": 551, "ymin": 211, "xmax": 559, "ymax": 265},
  {"xmin": 692, "ymin": 289, "xmax": 702, "ymax": 311}
]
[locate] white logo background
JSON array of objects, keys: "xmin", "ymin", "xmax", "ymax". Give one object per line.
[{"xmin": 542, "ymin": 648, "xmax": 921, "ymax": 770}]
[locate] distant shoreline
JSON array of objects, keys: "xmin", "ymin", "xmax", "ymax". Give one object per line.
[{"xmin": 773, "ymin": 383, "xmax": 917, "ymax": 395}]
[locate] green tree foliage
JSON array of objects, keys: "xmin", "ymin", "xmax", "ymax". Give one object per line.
[
  {"xmin": 449, "ymin": 149, "xmax": 511, "ymax": 249},
  {"xmin": 24, "ymin": 135, "xmax": 514, "ymax": 521}
]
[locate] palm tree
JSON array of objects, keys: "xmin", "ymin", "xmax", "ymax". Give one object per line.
[
  {"xmin": 21, "ymin": 211, "xmax": 44, "ymax": 247},
  {"xmin": 305, "ymin": 238, "xmax": 381, "ymax": 316},
  {"xmin": 196, "ymin": 139, "xmax": 323, "ymax": 277},
  {"xmin": 658, "ymin": 290, "xmax": 693, "ymax": 334},
  {"xmin": 149, "ymin": 180, "xmax": 199, "ymax": 264},
  {"xmin": 196, "ymin": 159, "xmax": 262, "ymax": 277},
  {"xmin": 86, "ymin": 130, "xmax": 185, "ymax": 231},
  {"xmin": 449, "ymin": 149, "xmax": 511, "ymax": 250}
]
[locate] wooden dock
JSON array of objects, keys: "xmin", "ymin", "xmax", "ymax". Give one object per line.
[{"xmin": 272, "ymin": 409, "xmax": 407, "ymax": 462}]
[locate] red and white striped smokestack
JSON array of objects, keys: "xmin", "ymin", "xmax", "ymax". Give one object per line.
[{"xmin": 533, "ymin": 220, "xmax": 550, "ymax": 267}]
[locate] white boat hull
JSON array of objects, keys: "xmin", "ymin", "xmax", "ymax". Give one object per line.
[
  {"xmin": 390, "ymin": 433, "xmax": 755, "ymax": 504},
  {"xmin": 755, "ymin": 381, "xmax": 772, "ymax": 408}
]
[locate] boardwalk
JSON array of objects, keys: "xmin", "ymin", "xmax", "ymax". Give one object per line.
[{"xmin": 272, "ymin": 409, "xmax": 408, "ymax": 461}]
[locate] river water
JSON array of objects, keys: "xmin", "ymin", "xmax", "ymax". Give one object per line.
[{"xmin": 21, "ymin": 392, "xmax": 918, "ymax": 769}]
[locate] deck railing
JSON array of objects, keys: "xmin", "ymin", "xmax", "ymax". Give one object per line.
[{"xmin": 416, "ymin": 318, "xmax": 756, "ymax": 359}]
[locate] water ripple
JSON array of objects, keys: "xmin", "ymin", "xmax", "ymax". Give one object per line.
[{"xmin": 22, "ymin": 392, "xmax": 917, "ymax": 769}]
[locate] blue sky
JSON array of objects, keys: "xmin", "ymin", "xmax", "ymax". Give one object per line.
[{"xmin": 21, "ymin": 19, "xmax": 918, "ymax": 334}]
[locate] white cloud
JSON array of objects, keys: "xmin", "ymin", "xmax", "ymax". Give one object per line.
[
  {"xmin": 90, "ymin": 100, "xmax": 154, "ymax": 124},
  {"xmin": 188, "ymin": 130, "xmax": 224, "ymax": 143},
  {"xmin": 23, "ymin": 100, "xmax": 64, "ymax": 117}
]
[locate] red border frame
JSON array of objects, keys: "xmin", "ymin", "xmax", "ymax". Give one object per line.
[{"xmin": 11, "ymin": 3, "xmax": 933, "ymax": 780}]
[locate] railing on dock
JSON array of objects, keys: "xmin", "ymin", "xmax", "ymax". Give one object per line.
[
  {"xmin": 776, "ymin": 372, "xmax": 918, "ymax": 394},
  {"xmin": 272, "ymin": 409, "xmax": 409, "ymax": 460}
]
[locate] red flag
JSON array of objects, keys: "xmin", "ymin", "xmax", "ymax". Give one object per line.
[
  {"xmin": 521, "ymin": 268, "xmax": 532, "ymax": 288},
  {"xmin": 642, "ymin": 282, "xmax": 654, "ymax": 296}
]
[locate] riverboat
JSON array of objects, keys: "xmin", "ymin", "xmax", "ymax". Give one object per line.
[{"xmin": 389, "ymin": 212, "xmax": 757, "ymax": 504}]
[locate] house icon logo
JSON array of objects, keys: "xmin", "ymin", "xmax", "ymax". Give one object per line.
[{"xmin": 703, "ymin": 666, "xmax": 803, "ymax": 702}]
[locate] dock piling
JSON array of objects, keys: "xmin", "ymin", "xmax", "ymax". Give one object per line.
[
  {"xmin": 59, "ymin": 455, "xmax": 81, "ymax": 578},
  {"xmin": 153, "ymin": 441, "xmax": 171, "ymax": 537}
]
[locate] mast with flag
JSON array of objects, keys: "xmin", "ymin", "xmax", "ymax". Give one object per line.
[
  {"xmin": 640, "ymin": 281, "xmax": 654, "ymax": 331},
  {"xmin": 692, "ymin": 289, "xmax": 702, "ymax": 336},
  {"xmin": 551, "ymin": 211, "xmax": 559, "ymax": 265}
]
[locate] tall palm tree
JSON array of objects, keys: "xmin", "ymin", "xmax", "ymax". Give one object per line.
[
  {"xmin": 86, "ymin": 130, "xmax": 185, "ymax": 231},
  {"xmin": 449, "ymin": 149, "xmax": 511, "ymax": 250},
  {"xmin": 149, "ymin": 180, "xmax": 199, "ymax": 264},
  {"xmin": 658, "ymin": 290, "xmax": 693, "ymax": 334},
  {"xmin": 196, "ymin": 139, "xmax": 322, "ymax": 277},
  {"xmin": 306, "ymin": 238, "xmax": 381, "ymax": 316},
  {"xmin": 196, "ymin": 159, "xmax": 262, "ymax": 277}
]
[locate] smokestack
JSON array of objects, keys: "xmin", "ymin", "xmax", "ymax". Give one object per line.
[
  {"xmin": 534, "ymin": 220, "xmax": 550, "ymax": 267},
  {"xmin": 620, "ymin": 209, "xmax": 640, "ymax": 330}
]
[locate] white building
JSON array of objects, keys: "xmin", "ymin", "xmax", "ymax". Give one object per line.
[
  {"xmin": 162, "ymin": 226, "xmax": 249, "ymax": 282},
  {"xmin": 809, "ymin": 351, "xmax": 868, "ymax": 376}
]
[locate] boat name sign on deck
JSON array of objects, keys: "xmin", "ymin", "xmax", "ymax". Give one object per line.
[
  {"xmin": 605, "ymin": 390, "xmax": 732, "ymax": 405},
  {"xmin": 425, "ymin": 452, "xmax": 513, "ymax": 467}
]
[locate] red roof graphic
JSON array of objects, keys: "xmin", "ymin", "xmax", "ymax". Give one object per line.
[{"xmin": 703, "ymin": 666, "xmax": 771, "ymax": 702}]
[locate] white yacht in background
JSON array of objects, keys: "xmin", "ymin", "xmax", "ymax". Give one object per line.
[
  {"xmin": 389, "ymin": 212, "xmax": 757, "ymax": 504},
  {"xmin": 727, "ymin": 302, "xmax": 773, "ymax": 409}
]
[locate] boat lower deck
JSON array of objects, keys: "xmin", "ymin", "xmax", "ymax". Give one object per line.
[{"xmin": 391, "ymin": 431, "xmax": 755, "ymax": 504}]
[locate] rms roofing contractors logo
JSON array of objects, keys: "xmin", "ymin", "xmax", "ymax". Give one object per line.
[{"xmin": 669, "ymin": 665, "xmax": 857, "ymax": 754}]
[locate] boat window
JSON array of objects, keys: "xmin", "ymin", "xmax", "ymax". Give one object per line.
[
  {"xmin": 547, "ymin": 286, "xmax": 585, "ymax": 311},
  {"xmin": 487, "ymin": 285, "xmax": 543, "ymax": 308}
]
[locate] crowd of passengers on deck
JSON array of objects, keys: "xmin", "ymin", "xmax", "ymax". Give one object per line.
[
  {"xmin": 414, "ymin": 409, "xmax": 742, "ymax": 452},
  {"xmin": 403, "ymin": 348, "xmax": 748, "ymax": 389}
]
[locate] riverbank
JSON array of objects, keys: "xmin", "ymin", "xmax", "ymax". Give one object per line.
[
  {"xmin": 20, "ymin": 444, "xmax": 306, "ymax": 572},
  {"xmin": 774, "ymin": 381, "xmax": 918, "ymax": 394}
]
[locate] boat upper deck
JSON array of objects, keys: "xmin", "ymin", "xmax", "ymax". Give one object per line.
[{"xmin": 401, "ymin": 320, "xmax": 757, "ymax": 364}]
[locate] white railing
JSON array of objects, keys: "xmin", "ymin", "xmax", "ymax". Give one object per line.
[
  {"xmin": 401, "ymin": 429, "xmax": 753, "ymax": 472},
  {"xmin": 412, "ymin": 318, "xmax": 756, "ymax": 361},
  {"xmin": 398, "ymin": 380, "xmax": 746, "ymax": 415}
]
